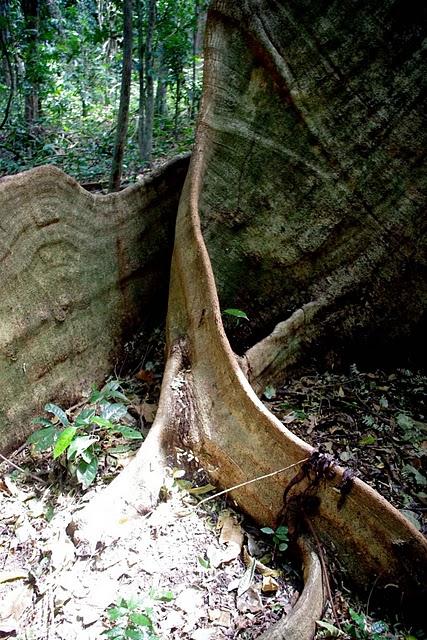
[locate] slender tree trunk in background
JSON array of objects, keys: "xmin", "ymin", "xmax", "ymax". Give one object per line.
[
  {"xmin": 0, "ymin": 0, "xmax": 14, "ymax": 129},
  {"xmin": 141, "ymin": 0, "xmax": 155, "ymax": 165},
  {"xmin": 155, "ymin": 46, "xmax": 167, "ymax": 126},
  {"xmin": 137, "ymin": 0, "xmax": 145, "ymax": 159},
  {"xmin": 190, "ymin": 0, "xmax": 199, "ymax": 119},
  {"xmin": 0, "ymin": 31, "xmax": 14, "ymax": 129},
  {"xmin": 20, "ymin": 0, "xmax": 40, "ymax": 125},
  {"xmin": 109, "ymin": 0, "xmax": 133, "ymax": 192},
  {"xmin": 173, "ymin": 71, "xmax": 181, "ymax": 140}
]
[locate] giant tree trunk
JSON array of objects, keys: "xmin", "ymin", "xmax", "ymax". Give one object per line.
[{"xmin": 1, "ymin": 1, "xmax": 427, "ymax": 637}]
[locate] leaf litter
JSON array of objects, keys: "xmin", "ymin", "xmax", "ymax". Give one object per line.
[
  {"xmin": 0, "ymin": 331, "xmax": 300, "ymax": 640},
  {"xmin": 1, "ymin": 336, "xmax": 426, "ymax": 640},
  {"xmin": 263, "ymin": 365, "xmax": 426, "ymax": 639}
]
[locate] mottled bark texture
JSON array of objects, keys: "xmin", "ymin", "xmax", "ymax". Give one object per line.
[
  {"xmin": 71, "ymin": 0, "xmax": 427, "ymax": 631},
  {"xmin": 203, "ymin": 0, "xmax": 426, "ymax": 383},
  {"xmin": 0, "ymin": 154, "xmax": 190, "ymax": 453}
]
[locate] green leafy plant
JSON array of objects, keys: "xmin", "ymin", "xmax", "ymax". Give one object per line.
[
  {"xmin": 260, "ymin": 524, "xmax": 289, "ymax": 552},
  {"xmin": 27, "ymin": 380, "xmax": 143, "ymax": 489},
  {"xmin": 223, "ymin": 308, "xmax": 249, "ymax": 325},
  {"xmin": 103, "ymin": 591, "xmax": 174, "ymax": 639},
  {"xmin": 344, "ymin": 608, "xmax": 389, "ymax": 640}
]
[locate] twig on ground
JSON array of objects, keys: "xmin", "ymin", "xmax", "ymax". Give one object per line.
[{"xmin": 0, "ymin": 452, "xmax": 48, "ymax": 485}]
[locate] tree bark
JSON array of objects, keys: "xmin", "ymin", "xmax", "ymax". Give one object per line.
[
  {"xmin": 0, "ymin": 153, "xmax": 190, "ymax": 454},
  {"xmin": 109, "ymin": 0, "xmax": 133, "ymax": 192}
]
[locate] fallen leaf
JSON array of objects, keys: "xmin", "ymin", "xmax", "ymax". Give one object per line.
[
  {"xmin": 0, "ymin": 585, "xmax": 33, "ymax": 633},
  {"xmin": 135, "ymin": 369, "xmax": 155, "ymax": 383},
  {"xmin": 209, "ymin": 609, "xmax": 232, "ymax": 626},
  {"xmin": 133, "ymin": 401, "xmax": 158, "ymax": 422},
  {"xmin": 220, "ymin": 515, "xmax": 241, "ymax": 542},
  {"xmin": 261, "ymin": 575, "xmax": 279, "ymax": 593},
  {"xmin": 236, "ymin": 586, "xmax": 263, "ymax": 613},
  {"xmin": 237, "ymin": 555, "xmax": 256, "ymax": 596}
]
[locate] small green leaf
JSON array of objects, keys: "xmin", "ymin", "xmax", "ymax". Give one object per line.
[
  {"xmin": 278, "ymin": 542, "xmax": 288, "ymax": 552},
  {"xmin": 44, "ymin": 403, "xmax": 70, "ymax": 426},
  {"xmin": 263, "ymin": 385, "xmax": 276, "ymax": 400},
  {"xmin": 358, "ymin": 434, "xmax": 377, "ymax": 446},
  {"xmin": 67, "ymin": 435, "xmax": 98, "ymax": 461},
  {"xmin": 129, "ymin": 612, "xmax": 152, "ymax": 627},
  {"xmin": 76, "ymin": 455, "xmax": 99, "ymax": 489},
  {"xmin": 91, "ymin": 416, "xmax": 115, "ymax": 429},
  {"xmin": 102, "ymin": 628, "xmax": 125, "ymax": 639},
  {"xmin": 102, "ymin": 381, "xmax": 130, "ymax": 403},
  {"xmin": 53, "ymin": 426, "xmax": 77, "ymax": 459},
  {"xmin": 379, "ymin": 396, "xmax": 388, "ymax": 409},
  {"xmin": 260, "ymin": 527, "xmax": 275, "ymax": 535},
  {"xmin": 27, "ymin": 426, "xmax": 59, "ymax": 451},
  {"xmin": 100, "ymin": 403, "xmax": 129, "ymax": 422},
  {"xmin": 44, "ymin": 504, "xmax": 55, "ymax": 522},
  {"xmin": 124, "ymin": 629, "xmax": 144, "ymax": 640},
  {"xmin": 316, "ymin": 620, "xmax": 343, "ymax": 636},
  {"xmin": 402, "ymin": 464, "xmax": 426, "ymax": 486},
  {"xmin": 275, "ymin": 526, "xmax": 288, "ymax": 540},
  {"xmin": 223, "ymin": 308, "xmax": 249, "ymax": 320},
  {"xmin": 198, "ymin": 556, "xmax": 210, "ymax": 569},
  {"xmin": 396, "ymin": 413, "xmax": 414, "ymax": 430},
  {"xmin": 113, "ymin": 426, "xmax": 144, "ymax": 440},
  {"xmin": 74, "ymin": 407, "xmax": 96, "ymax": 427},
  {"xmin": 152, "ymin": 590, "xmax": 174, "ymax": 602},
  {"xmin": 31, "ymin": 417, "xmax": 53, "ymax": 427}
]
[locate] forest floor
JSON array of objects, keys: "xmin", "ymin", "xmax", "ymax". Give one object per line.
[{"xmin": 0, "ymin": 332, "xmax": 425, "ymax": 640}]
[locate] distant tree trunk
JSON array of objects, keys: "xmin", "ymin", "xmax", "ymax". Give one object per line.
[
  {"xmin": 109, "ymin": 0, "xmax": 133, "ymax": 192},
  {"xmin": 155, "ymin": 47, "xmax": 167, "ymax": 125},
  {"xmin": 137, "ymin": 0, "xmax": 145, "ymax": 158},
  {"xmin": 20, "ymin": 0, "xmax": 40, "ymax": 125},
  {"xmin": 173, "ymin": 70, "xmax": 181, "ymax": 140},
  {"xmin": 140, "ymin": 0, "xmax": 155, "ymax": 165},
  {"xmin": 190, "ymin": 0, "xmax": 199, "ymax": 119},
  {"xmin": 0, "ymin": 1, "xmax": 14, "ymax": 129}
]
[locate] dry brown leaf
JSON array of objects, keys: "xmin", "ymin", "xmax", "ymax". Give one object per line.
[
  {"xmin": 261, "ymin": 575, "xmax": 279, "ymax": 593},
  {"xmin": 134, "ymin": 370, "xmax": 155, "ymax": 384},
  {"xmin": 209, "ymin": 609, "xmax": 232, "ymax": 626},
  {"xmin": 219, "ymin": 514, "xmax": 243, "ymax": 547},
  {"xmin": 133, "ymin": 401, "xmax": 158, "ymax": 422},
  {"xmin": 236, "ymin": 586, "xmax": 263, "ymax": 613},
  {"xmin": 0, "ymin": 585, "xmax": 33, "ymax": 633}
]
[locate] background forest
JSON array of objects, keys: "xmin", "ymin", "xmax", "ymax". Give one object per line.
[{"xmin": 0, "ymin": 0, "xmax": 206, "ymax": 187}]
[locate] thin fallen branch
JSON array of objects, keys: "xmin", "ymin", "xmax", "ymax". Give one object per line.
[{"xmin": 0, "ymin": 452, "xmax": 48, "ymax": 485}]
